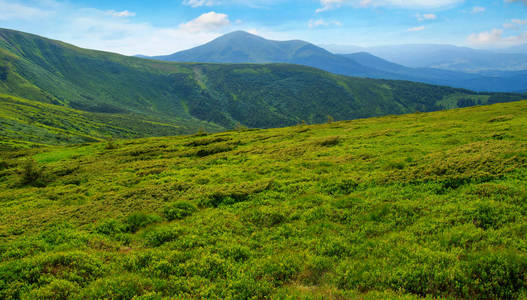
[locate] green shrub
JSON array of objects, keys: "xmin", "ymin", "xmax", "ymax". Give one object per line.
[
  {"xmin": 226, "ymin": 277, "xmax": 273, "ymax": 299},
  {"xmin": 316, "ymin": 136, "xmax": 340, "ymax": 147},
  {"xmin": 123, "ymin": 213, "xmax": 161, "ymax": 233},
  {"xmin": 202, "ymin": 191, "xmax": 249, "ymax": 208},
  {"xmin": 195, "ymin": 145, "xmax": 234, "ymax": 157},
  {"xmin": 323, "ymin": 179, "xmax": 358, "ymax": 195},
  {"xmin": 145, "ymin": 226, "xmax": 182, "ymax": 247},
  {"xmin": 184, "ymin": 254, "xmax": 230, "ymax": 280},
  {"xmin": 220, "ymin": 245, "xmax": 251, "ymax": 262},
  {"xmin": 80, "ymin": 274, "xmax": 154, "ymax": 299},
  {"xmin": 162, "ymin": 201, "xmax": 197, "ymax": 221},
  {"xmin": 28, "ymin": 279, "xmax": 79, "ymax": 300},
  {"xmin": 244, "ymin": 206, "xmax": 287, "ymax": 227},
  {"xmin": 185, "ymin": 137, "xmax": 228, "ymax": 147},
  {"xmin": 257, "ymin": 255, "xmax": 301, "ymax": 285},
  {"xmin": 463, "ymin": 251, "xmax": 527, "ymax": 299},
  {"xmin": 104, "ymin": 139, "xmax": 118, "ymax": 150},
  {"xmin": 19, "ymin": 159, "xmax": 47, "ymax": 187},
  {"xmin": 0, "ymin": 160, "xmax": 8, "ymax": 171},
  {"xmin": 467, "ymin": 201, "xmax": 509, "ymax": 230},
  {"xmin": 95, "ymin": 218, "xmax": 124, "ymax": 236}
]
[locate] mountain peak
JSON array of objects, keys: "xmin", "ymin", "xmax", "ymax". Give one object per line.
[{"xmin": 211, "ymin": 30, "xmax": 268, "ymax": 44}]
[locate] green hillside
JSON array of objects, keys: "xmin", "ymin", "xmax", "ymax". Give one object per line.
[
  {"xmin": 0, "ymin": 94, "xmax": 219, "ymax": 150},
  {"xmin": 1, "ymin": 101, "xmax": 526, "ymax": 299},
  {"xmin": 0, "ymin": 28, "xmax": 523, "ymax": 146}
]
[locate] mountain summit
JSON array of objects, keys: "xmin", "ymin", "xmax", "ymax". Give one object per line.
[
  {"xmin": 147, "ymin": 31, "xmax": 527, "ymax": 92},
  {"xmin": 152, "ymin": 31, "xmax": 377, "ymax": 77}
]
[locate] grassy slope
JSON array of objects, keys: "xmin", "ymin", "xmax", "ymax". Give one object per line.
[
  {"xmin": 1, "ymin": 101, "xmax": 527, "ymax": 299},
  {"xmin": 0, "ymin": 93, "xmax": 210, "ymax": 150},
  {"xmin": 1, "ymin": 28, "xmax": 523, "ymax": 142}
]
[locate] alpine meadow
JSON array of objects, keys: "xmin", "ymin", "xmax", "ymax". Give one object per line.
[{"xmin": 1, "ymin": 0, "xmax": 527, "ymax": 299}]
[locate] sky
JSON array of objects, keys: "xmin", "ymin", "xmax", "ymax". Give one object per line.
[{"xmin": 0, "ymin": 0, "xmax": 526, "ymax": 55}]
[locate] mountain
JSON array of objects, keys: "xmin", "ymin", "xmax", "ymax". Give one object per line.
[
  {"xmin": 153, "ymin": 31, "xmax": 381, "ymax": 78},
  {"xmin": 497, "ymin": 43, "xmax": 527, "ymax": 54},
  {"xmin": 328, "ymin": 43, "xmax": 527, "ymax": 72},
  {"xmin": 2, "ymin": 28, "xmax": 522, "ymax": 148},
  {"xmin": 342, "ymin": 52, "xmax": 527, "ymax": 92},
  {"xmin": 2, "ymin": 100, "xmax": 527, "ymax": 299},
  {"xmin": 149, "ymin": 31, "xmax": 527, "ymax": 92}
]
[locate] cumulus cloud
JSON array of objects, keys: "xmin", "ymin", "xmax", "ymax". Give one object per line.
[
  {"xmin": 503, "ymin": 19, "xmax": 527, "ymax": 29},
  {"xmin": 471, "ymin": 6, "xmax": 485, "ymax": 14},
  {"xmin": 107, "ymin": 10, "xmax": 136, "ymax": 17},
  {"xmin": 182, "ymin": 0, "xmax": 216, "ymax": 7},
  {"xmin": 408, "ymin": 26, "xmax": 425, "ymax": 32},
  {"xmin": 505, "ymin": 0, "xmax": 527, "ymax": 5},
  {"xmin": 316, "ymin": 0, "xmax": 345, "ymax": 13},
  {"xmin": 179, "ymin": 11, "xmax": 231, "ymax": 33},
  {"xmin": 416, "ymin": 13, "xmax": 436, "ymax": 21},
  {"xmin": 468, "ymin": 28, "xmax": 527, "ymax": 47},
  {"xmin": 0, "ymin": 0, "xmax": 52, "ymax": 20},
  {"xmin": 308, "ymin": 19, "xmax": 343, "ymax": 28},
  {"xmin": 317, "ymin": 0, "xmax": 463, "ymax": 12}
]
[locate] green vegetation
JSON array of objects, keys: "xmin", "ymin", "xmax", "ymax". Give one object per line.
[
  {"xmin": 0, "ymin": 28, "xmax": 523, "ymax": 149},
  {"xmin": 0, "ymin": 94, "xmax": 197, "ymax": 150},
  {"xmin": 1, "ymin": 101, "xmax": 526, "ymax": 298}
]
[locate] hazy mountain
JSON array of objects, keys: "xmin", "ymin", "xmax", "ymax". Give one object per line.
[
  {"xmin": 1, "ymin": 28, "xmax": 520, "ymax": 147},
  {"xmin": 500, "ymin": 44, "xmax": 527, "ymax": 54},
  {"xmin": 326, "ymin": 43, "xmax": 527, "ymax": 72},
  {"xmin": 342, "ymin": 52, "xmax": 527, "ymax": 92},
  {"xmin": 147, "ymin": 31, "xmax": 527, "ymax": 92}
]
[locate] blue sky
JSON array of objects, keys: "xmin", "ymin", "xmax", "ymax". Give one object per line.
[{"xmin": 0, "ymin": 0, "xmax": 526, "ymax": 55}]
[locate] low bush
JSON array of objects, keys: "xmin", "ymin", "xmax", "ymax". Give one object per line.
[
  {"xmin": 28, "ymin": 279, "xmax": 79, "ymax": 300},
  {"xmin": 162, "ymin": 201, "xmax": 197, "ymax": 221},
  {"xmin": 123, "ymin": 213, "xmax": 161, "ymax": 233},
  {"xmin": 80, "ymin": 274, "xmax": 154, "ymax": 299},
  {"xmin": 95, "ymin": 218, "xmax": 124, "ymax": 236},
  {"xmin": 19, "ymin": 159, "xmax": 48, "ymax": 187},
  {"xmin": 316, "ymin": 136, "xmax": 340, "ymax": 147},
  {"xmin": 194, "ymin": 145, "xmax": 234, "ymax": 157},
  {"xmin": 145, "ymin": 226, "xmax": 182, "ymax": 247},
  {"xmin": 463, "ymin": 251, "xmax": 527, "ymax": 299}
]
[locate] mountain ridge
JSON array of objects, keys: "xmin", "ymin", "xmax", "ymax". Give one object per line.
[
  {"xmin": 0, "ymin": 28, "xmax": 524, "ymax": 148},
  {"xmin": 146, "ymin": 31, "xmax": 527, "ymax": 92}
]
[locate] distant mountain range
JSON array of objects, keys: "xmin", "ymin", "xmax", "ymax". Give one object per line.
[
  {"xmin": 1, "ymin": 28, "xmax": 523, "ymax": 147},
  {"xmin": 147, "ymin": 31, "xmax": 527, "ymax": 92},
  {"xmin": 322, "ymin": 43, "xmax": 527, "ymax": 72}
]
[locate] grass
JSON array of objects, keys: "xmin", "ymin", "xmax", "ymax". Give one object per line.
[
  {"xmin": 0, "ymin": 27, "xmax": 524, "ymax": 146},
  {"xmin": 0, "ymin": 101, "xmax": 526, "ymax": 299}
]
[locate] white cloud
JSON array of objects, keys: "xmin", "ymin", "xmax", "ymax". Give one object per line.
[
  {"xmin": 0, "ymin": 0, "xmax": 52, "ymax": 20},
  {"xmin": 503, "ymin": 19, "xmax": 527, "ymax": 29},
  {"xmin": 416, "ymin": 13, "xmax": 437, "ymax": 21},
  {"xmin": 468, "ymin": 28, "xmax": 527, "ymax": 47},
  {"xmin": 316, "ymin": 0, "xmax": 345, "ymax": 13},
  {"xmin": 182, "ymin": 0, "xmax": 215, "ymax": 7},
  {"xmin": 107, "ymin": 10, "xmax": 136, "ymax": 17},
  {"xmin": 471, "ymin": 6, "xmax": 485, "ymax": 14},
  {"xmin": 512, "ymin": 19, "xmax": 527, "ymax": 25},
  {"xmin": 505, "ymin": 0, "xmax": 527, "ymax": 5},
  {"xmin": 408, "ymin": 26, "xmax": 425, "ymax": 32},
  {"xmin": 308, "ymin": 19, "xmax": 343, "ymax": 28},
  {"xmin": 317, "ymin": 0, "xmax": 463, "ymax": 12},
  {"xmin": 179, "ymin": 11, "xmax": 231, "ymax": 33}
]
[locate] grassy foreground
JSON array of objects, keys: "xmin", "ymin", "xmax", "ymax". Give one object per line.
[{"xmin": 1, "ymin": 101, "xmax": 527, "ymax": 299}]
